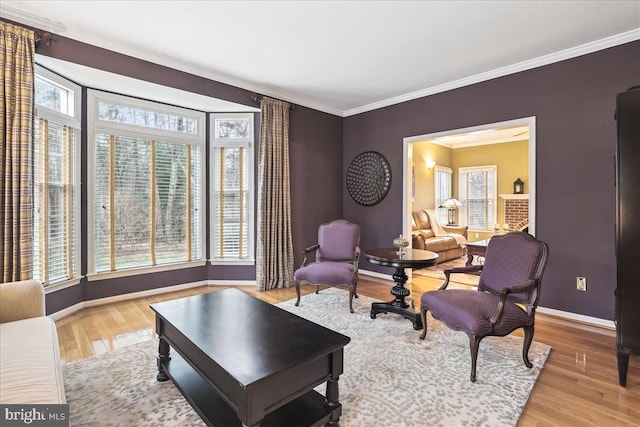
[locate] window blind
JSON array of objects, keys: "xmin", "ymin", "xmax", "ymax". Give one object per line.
[
  {"xmin": 211, "ymin": 145, "xmax": 249, "ymax": 258},
  {"xmin": 459, "ymin": 167, "xmax": 496, "ymax": 230},
  {"xmin": 210, "ymin": 113, "xmax": 254, "ymax": 262},
  {"xmin": 434, "ymin": 166, "xmax": 453, "ymax": 225},
  {"xmin": 93, "ymin": 134, "xmax": 202, "ymax": 272},
  {"xmin": 33, "ymin": 119, "xmax": 79, "ymax": 285}
]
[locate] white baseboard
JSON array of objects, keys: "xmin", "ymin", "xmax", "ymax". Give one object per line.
[
  {"xmin": 359, "ymin": 269, "xmax": 614, "ymax": 330},
  {"xmin": 359, "ymin": 269, "xmax": 393, "ymax": 282},
  {"xmin": 208, "ymin": 280, "xmax": 256, "ymax": 286},
  {"xmin": 48, "ymin": 280, "xmax": 253, "ymax": 321},
  {"xmin": 537, "ymin": 306, "xmax": 615, "ymax": 330}
]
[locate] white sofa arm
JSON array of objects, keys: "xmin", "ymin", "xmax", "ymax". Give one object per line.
[{"xmin": 0, "ymin": 280, "xmax": 46, "ymax": 323}]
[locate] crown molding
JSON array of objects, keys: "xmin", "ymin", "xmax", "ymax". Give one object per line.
[
  {"xmin": 343, "ymin": 28, "xmax": 640, "ymax": 117},
  {"xmin": 0, "ymin": 5, "xmax": 66, "ymax": 33}
]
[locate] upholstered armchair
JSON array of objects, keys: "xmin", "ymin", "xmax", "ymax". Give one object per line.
[
  {"xmin": 294, "ymin": 219, "xmax": 361, "ymax": 313},
  {"xmin": 419, "ymin": 232, "xmax": 549, "ymax": 382}
]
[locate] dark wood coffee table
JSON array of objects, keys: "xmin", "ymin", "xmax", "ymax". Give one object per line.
[
  {"xmin": 150, "ymin": 288, "xmax": 350, "ymax": 427},
  {"xmin": 365, "ymin": 248, "xmax": 439, "ymax": 330}
]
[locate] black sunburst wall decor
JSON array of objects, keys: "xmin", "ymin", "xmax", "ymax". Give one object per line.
[{"xmin": 346, "ymin": 151, "xmax": 392, "ymax": 206}]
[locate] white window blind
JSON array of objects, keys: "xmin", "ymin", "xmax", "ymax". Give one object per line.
[
  {"xmin": 434, "ymin": 166, "xmax": 452, "ymax": 225},
  {"xmin": 459, "ymin": 166, "xmax": 497, "ymax": 231},
  {"xmin": 210, "ymin": 113, "xmax": 254, "ymax": 262},
  {"xmin": 33, "ymin": 120, "xmax": 79, "ymax": 285},
  {"xmin": 89, "ymin": 90, "xmax": 205, "ymax": 274},
  {"xmin": 33, "ymin": 67, "xmax": 81, "ymax": 287}
]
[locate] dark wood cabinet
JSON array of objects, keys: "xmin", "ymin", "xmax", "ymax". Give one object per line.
[{"xmin": 615, "ymin": 86, "xmax": 640, "ymax": 387}]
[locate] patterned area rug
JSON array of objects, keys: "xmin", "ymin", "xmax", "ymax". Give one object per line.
[
  {"xmin": 413, "ymin": 255, "xmax": 481, "ymax": 286},
  {"xmin": 63, "ymin": 289, "xmax": 550, "ymax": 426}
]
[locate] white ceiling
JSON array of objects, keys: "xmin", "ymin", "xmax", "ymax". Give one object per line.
[{"xmin": 2, "ymin": 1, "xmax": 639, "ymax": 117}]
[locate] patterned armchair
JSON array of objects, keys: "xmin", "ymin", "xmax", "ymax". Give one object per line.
[
  {"xmin": 419, "ymin": 232, "xmax": 549, "ymax": 382},
  {"xmin": 294, "ymin": 219, "xmax": 361, "ymax": 313}
]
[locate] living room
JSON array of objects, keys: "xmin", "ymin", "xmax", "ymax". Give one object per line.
[{"xmin": 1, "ymin": 1, "xmax": 639, "ymax": 426}]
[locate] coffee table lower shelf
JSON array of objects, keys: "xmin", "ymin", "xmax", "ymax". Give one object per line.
[{"xmin": 161, "ymin": 351, "xmax": 333, "ymax": 427}]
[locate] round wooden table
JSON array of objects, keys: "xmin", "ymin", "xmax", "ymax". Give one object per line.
[{"xmin": 365, "ymin": 248, "xmax": 439, "ymax": 330}]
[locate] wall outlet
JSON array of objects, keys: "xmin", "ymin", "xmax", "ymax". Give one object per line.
[{"xmin": 576, "ymin": 276, "xmax": 587, "ymax": 291}]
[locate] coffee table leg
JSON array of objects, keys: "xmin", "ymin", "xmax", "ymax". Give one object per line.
[
  {"xmin": 157, "ymin": 337, "xmax": 171, "ymax": 382},
  {"xmin": 325, "ymin": 374, "xmax": 342, "ymax": 427}
]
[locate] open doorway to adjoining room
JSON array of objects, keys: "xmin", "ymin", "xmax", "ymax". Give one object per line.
[{"xmin": 402, "ymin": 117, "xmax": 536, "ymax": 263}]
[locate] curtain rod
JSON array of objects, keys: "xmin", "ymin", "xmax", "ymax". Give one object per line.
[
  {"xmin": 252, "ymin": 94, "xmax": 296, "ymax": 109},
  {"xmin": 0, "ymin": 17, "xmax": 55, "ymax": 46},
  {"xmin": 34, "ymin": 30, "xmax": 54, "ymax": 47}
]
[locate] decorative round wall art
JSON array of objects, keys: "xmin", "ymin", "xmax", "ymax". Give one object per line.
[{"xmin": 346, "ymin": 151, "xmax": 392, "ymax": 206}]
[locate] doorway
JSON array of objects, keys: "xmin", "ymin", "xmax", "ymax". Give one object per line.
[{"xmin": 402, "ymin": 117, "xmax": 536, "ymax": 246}]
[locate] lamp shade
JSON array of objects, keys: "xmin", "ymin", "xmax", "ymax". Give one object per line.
[{"xmin": 439, "ymin": 198, "xmax": 463, "ymax": 209}]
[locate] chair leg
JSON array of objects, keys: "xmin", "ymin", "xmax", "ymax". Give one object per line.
[
  {"xmin": 522, "ymin": 325, "xmax": 534, "ymax": 368},
  {"xmin": 419, "ymin": 307, "xmax": 429, "ymax": 340},
  {"xmin": 295, "ymin": 281, "xmax": 301, "ymax": 307},
  {"xmin": 316, "ymin": 285, "xmax": 320, "ymax": 295},
  {"xmin": 469, "ymin": 335, "xmax": 482, "ymax": 382},
  {"xmin": 348, "ymin": 287, "xmax": 355, "ymax": 313}
]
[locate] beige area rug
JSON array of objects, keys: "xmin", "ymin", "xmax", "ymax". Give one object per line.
[
  {"xmin": 414, "ymin": 255, "xmax": 481, "ymax": 286},
  {"xmin": 63, "ymin": 288, "xmax": 550, "ymax": 427}
]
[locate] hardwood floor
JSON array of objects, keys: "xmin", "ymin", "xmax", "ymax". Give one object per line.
[{"xmin": 55, "ymin": 276, "xmax": 640, "ymax": 426}]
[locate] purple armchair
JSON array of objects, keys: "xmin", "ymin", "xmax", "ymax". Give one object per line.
[
  {"xmin": 294, "ymin": 219, "xmax": 361, "ymax": 313},
  {"xmin": 420, "ymin": 232, "xmax": 549, "ymax": 382}
]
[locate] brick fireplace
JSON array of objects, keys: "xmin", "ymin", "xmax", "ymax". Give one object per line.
[{"xmin": 500, "ymin": 194, "xmax": 529, "ymax": 231}]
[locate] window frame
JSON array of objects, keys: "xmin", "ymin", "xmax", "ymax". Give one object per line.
[
  {"xmin": 458, "ymin": 165, "xmax": 497, "ymax": 232},
  {"xmin": 86, "ymin": 89, "xmax": 207, "ymax": 280},
  {"xmin": 209, "ymin": 113, "xmax": 256, "ymax": 265},
  {"xmin": 33, "ymin": 65, "xmax": 82, "ymax": 289}
]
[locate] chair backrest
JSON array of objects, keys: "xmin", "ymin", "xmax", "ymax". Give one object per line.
[
  {"xmin": 478, "ymin": 232, "xmax": 549, "ymax": 307},
  {"xmin": 316, "ymin": 220, "xmax": 360, "ymax": 262}
]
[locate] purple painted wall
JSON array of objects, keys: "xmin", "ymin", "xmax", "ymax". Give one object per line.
[
  {"xmin": 344, "ymin": 41, "xmax": 640, "ymax": 320},
  {"xmin": 35, "ymin": 32, "xmax": 343, "ymax": 313}
]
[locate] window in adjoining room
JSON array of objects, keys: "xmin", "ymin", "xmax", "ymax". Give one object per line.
[
  {"xmin": 87, "ymin": 90, "xmax": 206, "ymax": 276},
  {"xmin": 210, "ymin": 113, "xmax": 255, "ymax": 263},
  {"xmin": 459, "ymin": 165, "xmax": 497, "ymax": 231},
  {"xmin": 33, "ymin": 66, "xmax": 81, "ymax": 287},
  {"xmin": 434, "ymin": 166, "xmax": 453, "ymax": 226}
]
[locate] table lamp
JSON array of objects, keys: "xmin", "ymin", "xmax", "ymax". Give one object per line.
[{"xmin": 439, "ymin": 198, "xmax": 463, "ymax": 225}]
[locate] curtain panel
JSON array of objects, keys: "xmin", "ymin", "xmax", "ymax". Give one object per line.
[
  {"xmin": 0, "ymin": 22, "xmax": 36, "ymax": 282},
  {"xmin": 256, "ymin": 97, "xmax": 294, "ymax": 291}
]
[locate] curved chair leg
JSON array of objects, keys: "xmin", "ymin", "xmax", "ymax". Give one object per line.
[
  {"xmin": 469, "ymin": 335, "xmax": 482, "ymax": 382},
  {"xmin": 353, "ymin": 278, "xmax": 359, "ymax": 299},
  {"xmin": 522, "ymin": 324, "xmax": 534, "ymax": 368},
  {"xmin": 295, "ymin": 281, "xmax": 301, "ymax": 307},
  {"xmin": 348, "ymin": 287, "xmax": 355, "ymax": 313},
  {"xmin": 419, "ymin": 307, "xmax": 429, "ymax": 340}
]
